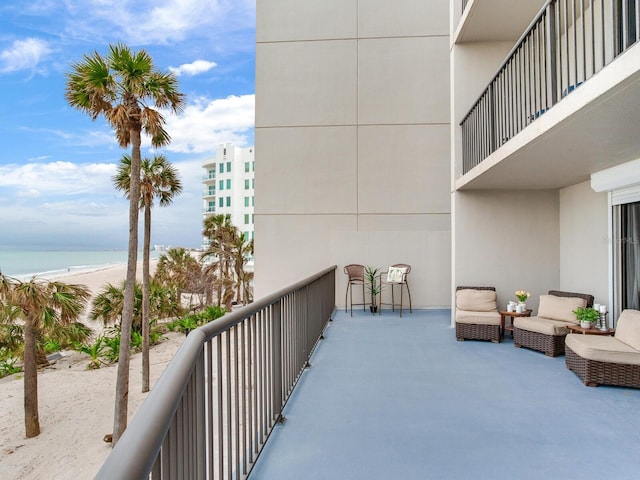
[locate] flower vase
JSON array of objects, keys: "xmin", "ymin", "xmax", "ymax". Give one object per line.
[{"xmin": 517, "ymin": 302, "xmax": 526, "ymax": 312}]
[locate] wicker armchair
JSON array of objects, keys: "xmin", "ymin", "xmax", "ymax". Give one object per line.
[
  {"xmin": 566, "ymin": 309, "xmax": 640, "ymax": 388},
  {"xmin": 513, "ymin": 290, "xmax": 594, "ymax": 357},
  {"xmin": 455, "ymin": 286, "xmax": 501, "ymax": 343}
]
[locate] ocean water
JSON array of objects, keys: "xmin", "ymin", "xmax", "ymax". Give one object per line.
[{"xmin": 0, "ymin": 250, "xmax": 159, "ymax": 279}]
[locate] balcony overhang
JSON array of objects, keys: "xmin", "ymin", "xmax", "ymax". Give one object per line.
[
  {"xmin": 455, "ymin": 0, "xmax": 547, "ymax": 44},
  {"xmin": 455, "ymin": 44, "xmax": 640, "ymax": 191}
]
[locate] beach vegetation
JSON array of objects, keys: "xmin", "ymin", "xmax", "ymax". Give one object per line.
[
  {"xmin": 155, "ymin": 247, "xmax": 205, "ymax": 310},
  {"xmin": 149, "ymin": 328, "xmax": 163, "ymax": 346},
  {"xmin": 43, "ymin": 339, "xmax": 62, "ymax": 354},
  {"xmin": 90, "ymin": 280, "xmax": 179, "ymax": 332},
  {"xmin": 102, "ymin": 329, "xmax": 122, "ymax": 364},
  {"xmin": 0, "ymin": 273, "xmax": 90, "ymax": 437},
  {"xmin": 114, "ymin": 153, "xmax": 183, "ymax": 393},
  {"xmin": 66, "ymin": 43, "xmax": 185, "ymax": 445},
  {"xmin": 202, "ymin": 215, "xmax": 254, "ymax": 309},
  {"xmin": 165, "ymin": 305, "xmax": 226, "ymax": 334},
  {"xmin": 130, "ymin": 330, "xmax": 143, "ymax": 351},
  {"xmin": 0, "ymin": 356, "xmax": 21, "ymax": 377},
  {"xmin": 77, "ymin": 337, "xmax": 106, "ymax": 370}
]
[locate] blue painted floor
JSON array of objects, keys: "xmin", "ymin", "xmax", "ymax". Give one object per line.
[{"xmin": 249, "ymin": 309, "xmax": 640, "ymax": 479}]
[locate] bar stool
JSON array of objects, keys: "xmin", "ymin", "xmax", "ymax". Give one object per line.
[
  {"xmin": 344, "ymin": 264, "xmax": 366, "ymax": 316},
  {"xmin": 379, "ymin": 264, "xmax": 412, "ymax": 317}
]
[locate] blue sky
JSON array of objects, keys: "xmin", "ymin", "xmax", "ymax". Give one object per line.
[{"xmin": 0, "ymin": 0, "xmax": 255, "ymax": 250}]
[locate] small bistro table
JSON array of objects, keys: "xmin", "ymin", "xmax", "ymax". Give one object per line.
[
  {"xmin": 566, "ymin": 324, "xmax": 615, "ymax": 336},
  {"xmin": 499, "ymin": 309, "xmax": 533, "ymax": 340}
]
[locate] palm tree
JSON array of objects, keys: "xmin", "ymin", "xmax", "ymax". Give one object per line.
[
  {"xmin": 0, "ymin": 274, "xmax": 90, "ymax": 437},
  {"xmin": 202, "ymin": 215, "xmax": 238, "ymax": 307},
  {"xmin": 65, "ymin": 43, "xmax": 184, "ymax": 444},
  {"xmin": 230, "ymin": 234, "xmax": 254, "ymax": 305},
  {"xmin": 90, "ymin": 280, "xmax": 178, "ymax": 333},
  {"xmin": 113, "ymin": 154, "xmax": 182, "ymax": 392},
  {"xmin": 154, "ymin": 247, "xmax": 201, "ymax": 309}
]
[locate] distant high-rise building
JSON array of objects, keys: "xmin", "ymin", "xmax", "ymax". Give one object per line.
[{"xmin": 202, "ymin": 143, "xmax": 255, "ymax": 249}]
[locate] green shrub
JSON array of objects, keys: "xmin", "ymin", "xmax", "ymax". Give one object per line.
[
  {"xmin": 130, "ymin": 330, "xmax": 143, "ymax": 351},
  {"xmin": 149, "ymin": 329, "xmax": 164, "ymax": 345},
  {"xmin": 76, "ymin": 337, "xmax": 105, "ymax": 370},
  {"xmin": 43, "ymin": 339, "xmax": 62, "ymax": 354},
  {"xmin": 0, "ymin": 357, "xmax": 21, "ymax": 378},
  {"xmin": 102, "ymin": 329, "xmax": 121, "ymax": 363},
  {"xmin": 202, "ymin": 305, "xmax": 226, "ymax": 323}
]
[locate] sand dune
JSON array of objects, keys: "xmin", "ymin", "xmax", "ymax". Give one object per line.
[{"xmin": 0, "ymin": 260, "xmax": 183, "ymax": 480}]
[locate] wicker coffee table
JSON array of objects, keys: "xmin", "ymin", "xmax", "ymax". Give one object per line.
[
  {"xmin": 566, "ymin": 324, "xmax": 615, "ymax": 336},
  {"xmin": 499, "ymin": 309, "xmax": 532, "ymax": 339}
]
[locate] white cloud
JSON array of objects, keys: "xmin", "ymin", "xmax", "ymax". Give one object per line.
[
  {"xmin": 60, "ymin": 0, "xmax": 255, "ymax": 45},
  {"xmin": 163, "ymin": 94, "xmax": 255, "ymax": 153},
  {"xmin": 0, "ymin": 38, "xmax": 53, "ymax": 74},
  {"xmin": 0, "ymin": 161, "xmax": 118, "ymax": 197},
  {"xmin": 169, "ymin": 59, "xmax": 217, "ymax": 77}
]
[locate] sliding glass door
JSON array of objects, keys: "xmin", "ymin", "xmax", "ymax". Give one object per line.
[{"xmin": 614, "ymin": 200, "xmax": 640, "ymax": 316}]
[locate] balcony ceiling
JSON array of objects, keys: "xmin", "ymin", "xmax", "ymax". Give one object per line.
[
  {"xmin": 457, "ymin": 54, "xmax": 640, "ymax": 191},
  {"xmin": 456, "ymin": 0, "xmax": 548, "ymax": 43}
]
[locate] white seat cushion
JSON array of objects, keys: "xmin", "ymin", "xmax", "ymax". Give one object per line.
[
  {"xmin": 455, "ymin": 289, "xmax": 497, "ymax": 312},
  {"xmin": 513, "ymin": 316, "xmax": 572, "ymax": 336},
  {"xmin": 537, "ymin": 295, "xmax": 586, "ymax": 324},
  {"xmin": 455, "ymin": 309, "xmax": 501, "ymax": 325},
  {"xmin": 566, "ymin": 334, "xmax": 640, "ymax": 365},
  {"xmin": 614, "ymin": 309, "xmax": 640, "ymax": 351}
]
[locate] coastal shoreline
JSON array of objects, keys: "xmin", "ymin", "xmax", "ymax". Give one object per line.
[{"xmin": 0, "ymin": 258, "xmax": 182, "ymax": 480}]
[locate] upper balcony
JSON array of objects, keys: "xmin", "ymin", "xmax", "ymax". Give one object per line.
[{"xmin": 456, "ymin": 0, "xmax": 640, "ymax": 190}]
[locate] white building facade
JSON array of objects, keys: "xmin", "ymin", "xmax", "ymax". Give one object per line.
[
  {"xmin": 202, "ymin": 143, "xmax": 255, "ymax": 249},
  {"xmin": 255, "ymin": 0, "xmax": 640, "ymax": 318}
]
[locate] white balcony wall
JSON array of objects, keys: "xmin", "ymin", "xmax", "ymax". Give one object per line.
[
  {"xmin": 255, "ymin": 0, "xmax": 451, "ymax": 307},
  {"xmin": 559, "ymin": 181, "xmax": 609, "ymax": 303}
]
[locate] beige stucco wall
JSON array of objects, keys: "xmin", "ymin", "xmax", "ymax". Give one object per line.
[
  {"xmin": 255, "ymin": 0, "xmax": 451, "ymax": 307},
  {"xmin": 559, "ymin": 181, "xmax": 609, "ymax": 305},
  {"xmin": 453, "ymin": 189, "xmax": 560, "ymax": 314}
]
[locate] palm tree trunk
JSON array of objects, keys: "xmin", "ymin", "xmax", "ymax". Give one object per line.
[
  {"xmin": 113, "ymin": 127, "xmax": 141, "ymax": 445},
  {"xmin": 23, "ymin": 320, "xmax": 40, "ymax": 438},
  {"xmin": 141, "ymin": 203, "xmax": 151, "ymax": 393}
]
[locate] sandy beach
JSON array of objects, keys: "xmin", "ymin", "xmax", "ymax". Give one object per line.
[{"xmin": 0, "ymin": 260, "xmax": 184, "ymax": 480}]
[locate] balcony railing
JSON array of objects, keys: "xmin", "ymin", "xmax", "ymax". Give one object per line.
[
  {"xmin": 461, "ymin": 0, "xmax": 639, "ymax": 174},
  {"xmin": 95, "ymin": 266, "xmax": 336, "ymax": 480}
]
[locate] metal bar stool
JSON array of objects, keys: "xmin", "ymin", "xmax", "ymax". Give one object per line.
[
  {"xmin": 344, "ymin": 264, "xmax": 366, "ymax": 317},
  {"xmin": 379, "ymin": 264, "xmax": 412, "ymax": 317}
]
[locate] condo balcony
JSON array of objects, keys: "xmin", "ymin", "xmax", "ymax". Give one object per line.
[
  {"xmin": 455, "ymin": 0, "xmax": 640, "ymax": 191},
  {"xmin": 95, "ymin": 267, "xmax": 640, "ymax": 479}
]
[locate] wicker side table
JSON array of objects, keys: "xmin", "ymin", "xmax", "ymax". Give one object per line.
[{"xmin": 499, "ymin": 309, "xmax": 533, "ymax": 340}]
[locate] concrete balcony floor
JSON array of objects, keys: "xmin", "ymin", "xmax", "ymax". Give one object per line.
[{"xmin": 249, "ymin": 309, "xmax": 640, "ymax": 479}]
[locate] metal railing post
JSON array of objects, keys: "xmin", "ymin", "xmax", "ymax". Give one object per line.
[
  {"xmin": 546, "ymin": 1, "xmax": 558, "ymax": 106},
  {"xmin": 272, "ymin": 300, "xmax": 284, "ymax": 422}
]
